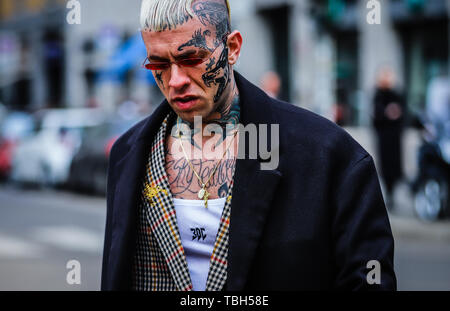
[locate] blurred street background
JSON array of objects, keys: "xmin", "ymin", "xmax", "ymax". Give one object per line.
[{"xmin": 0, "ymin": 0, "xmax": 449, "ymax": 290}]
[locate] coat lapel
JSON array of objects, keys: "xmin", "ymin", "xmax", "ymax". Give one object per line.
[{"xmin": 225, "ymin": 72, "xmax": 283, "ymax": 290}]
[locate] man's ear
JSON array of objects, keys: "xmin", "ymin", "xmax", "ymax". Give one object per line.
[{"xmin": 226, "ymin": 30, "xmax": 243, "ymax": 66}]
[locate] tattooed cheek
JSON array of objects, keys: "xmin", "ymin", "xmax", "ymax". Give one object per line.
[
  {"xmin": 155, "ymin": 71, "xmax": 164, "ymax": 89},
  {"xmin": 206, "ymin": 57, "xmax": 216, "ymax": 71}
]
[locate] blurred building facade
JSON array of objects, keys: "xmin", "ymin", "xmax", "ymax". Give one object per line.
[
  {"xmin": 1, "ymin": 0, "xmax": 448, "ymax": 126},
  {"xmin": 231, "ymin": 0, "xmax": 449, "ymax": 126},
  {"xmin": 0, "ymin": 0, "xmax": 67, "ymax": 110},
  {"xmin": 0, "ymin": 0, "xmax": 158, "ymax": 114},
  {"xmin": 320, "ymin": 0, "xmax": 450, "ymax": 125}
]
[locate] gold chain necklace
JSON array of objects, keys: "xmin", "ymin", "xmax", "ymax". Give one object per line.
[{"xmin": 177, "ymin": 119, "xmax": 238, "ymax": 208}]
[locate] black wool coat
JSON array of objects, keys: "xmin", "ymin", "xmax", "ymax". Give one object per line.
[{"xmin": 101, "ymin": 72, "xmax": 397, "ymax": 291}]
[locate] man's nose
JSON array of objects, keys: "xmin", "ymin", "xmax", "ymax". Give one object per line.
[{"xmin": 168, "ymin": 64, "xmax": 190, "ymax": 89}]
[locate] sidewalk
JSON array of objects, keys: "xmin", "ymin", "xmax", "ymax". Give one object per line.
[{"xmin": 389, "ymin": 214, "xmax": 450, "ymax": 242}]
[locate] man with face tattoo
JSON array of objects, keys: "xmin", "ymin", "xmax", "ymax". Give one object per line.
[{"xmin": 101, "ymin": 0, "xmax": 396, "ymax": 291}]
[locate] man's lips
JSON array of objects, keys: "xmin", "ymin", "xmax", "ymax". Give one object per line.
[{"xmin": 172, "ymin": 96, "xmax": 199, "ymax": 110}]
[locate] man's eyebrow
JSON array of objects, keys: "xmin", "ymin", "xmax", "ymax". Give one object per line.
[
  {"xmin": 148, "ymin": 55, "xmax": 168, "ymax": 61},
  {"xmin": 174, "ymin": 50, "xmax": 202, "ymax": 59}
]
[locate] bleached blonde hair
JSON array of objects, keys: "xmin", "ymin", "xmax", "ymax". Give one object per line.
[{"xmin": 140, "ymin": 0, "xmax": 230, "ymax": 31}]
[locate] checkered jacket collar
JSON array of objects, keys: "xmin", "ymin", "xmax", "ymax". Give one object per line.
[{"xmin": 140, "ymin": 113, "xmax": 235, "ymax": 291}]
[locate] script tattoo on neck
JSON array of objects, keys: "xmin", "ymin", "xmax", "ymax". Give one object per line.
[{"xmin": 166, "ymin": 146, "xmax": 236, "ymax": 198}]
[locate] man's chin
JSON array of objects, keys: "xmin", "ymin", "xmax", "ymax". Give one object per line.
[{"xmin": 174, "ymin": 110, "xmax": 208, "ymax": 124}]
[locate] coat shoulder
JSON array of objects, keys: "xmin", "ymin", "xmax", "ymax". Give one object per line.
[
  {"xmin": 270, "ymin": 99, "xmax": 369, "ymax": 165},
  {"xmin": 109, "ymin": 117, "xmax": 149, "ymax": 161}
]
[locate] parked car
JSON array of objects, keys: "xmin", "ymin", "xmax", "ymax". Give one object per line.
[
  {"xmin": 0, "ymin": 111, "xmax": 35, "ymax": 180},
  {"xmin": 10, "ymin": 108, "xmax": 105, "ymax": 187},
  {"xmin": 67, "ymin": 117, "xmax": 140, "ymax": 195}
]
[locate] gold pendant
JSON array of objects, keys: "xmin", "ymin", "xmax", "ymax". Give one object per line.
[
  {"xmin": 198, "ymin": 187, "xmax": 206, "ymax": 200},
  {"xmin": 198, "ymin": 185, "xmax": 210, "ymax": 208}
]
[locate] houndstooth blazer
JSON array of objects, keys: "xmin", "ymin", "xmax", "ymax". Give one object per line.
[{"xmin": 132, "ymin": 114, "xmax": 234, "ymax": 291}]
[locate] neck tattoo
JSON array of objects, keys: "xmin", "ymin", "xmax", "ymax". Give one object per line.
[{"xmin": 173, "ymin": 94, "xmax": 240, "ymax": 149}]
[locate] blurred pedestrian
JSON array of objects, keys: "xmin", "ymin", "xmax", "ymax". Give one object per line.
[
  {"xmin": 260, "ymin": 71, "xmax": 281, "ymax": 99},
  {"xmin": 372, "ymin": 67, "xmax": 406, "ymax": 209}
]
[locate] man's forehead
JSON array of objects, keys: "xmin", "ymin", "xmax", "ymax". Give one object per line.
[
  {"xmin": 142, "ymin": 19, "xmax": 215, "ymax": 44},
  {"xmin": 141, "ymin": 27, "xmax": 217, "ymax": 56},
  {"xmin": 142, "ymin": 30, "xmax": 200, "ymax": 45}
]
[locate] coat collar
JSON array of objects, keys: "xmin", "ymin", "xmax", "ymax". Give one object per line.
[{"xmin": 108, "ymin": 71, "xmax": 282, "ymax": 290}]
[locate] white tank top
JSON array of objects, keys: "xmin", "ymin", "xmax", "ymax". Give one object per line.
[{"xmin": 173, "ymin": 197, "xmax": 226, "ymax": 291}]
